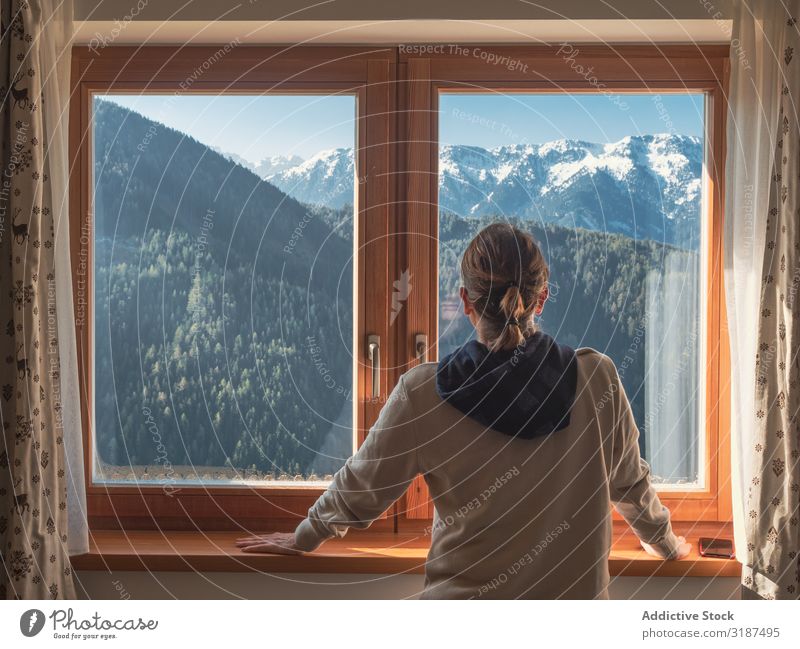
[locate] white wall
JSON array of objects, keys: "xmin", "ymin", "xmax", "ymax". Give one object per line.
[
  {"xmin": 72, "ymin": 0, "xmax": 734, "ymax": 45},
  {"xmin": 74, "ymin": 0, "xmax": 734, "ymax": 22},
  {"xmin": 75, "ymin": 571, "xmax": 741, "ymax": 600}
]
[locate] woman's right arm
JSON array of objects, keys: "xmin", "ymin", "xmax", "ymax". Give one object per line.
[
  {"xmin": 237, "ymin": 375, "xmax": 421, "ymax": 555},
  {"xmin": 604, "ymin": 356, "xmax": 691, "ymax": 560},
  {"xmin": 292, "ymin": 374, "xmax": 421, "ymax": 552}
]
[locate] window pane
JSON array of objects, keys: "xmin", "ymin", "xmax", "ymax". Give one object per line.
[
  {"xmin": 438, "ymin": 93, "xmax": 705, "ymax": 486},
  {"xmin": 93, "ymin": 94, "xmax": 356, "ymax": 485}
]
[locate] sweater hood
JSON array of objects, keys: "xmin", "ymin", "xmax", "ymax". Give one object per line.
[{"xmin": 435, "ymin": 331, "xmax": 578, "ymax": 439}]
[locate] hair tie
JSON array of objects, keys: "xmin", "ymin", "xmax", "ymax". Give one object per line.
[
  {"xmin": 489, "ymin": 281, "xmax": 518, "ymax": 294},
  {"xmin": 508, "ymin": 317, "xmax": 520, "ymax": 327}
]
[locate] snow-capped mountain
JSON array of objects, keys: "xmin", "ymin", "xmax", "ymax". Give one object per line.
[
  {"xmin": 242, "ymin": 134, "xmax": 702, "ymax": 247},
  {"xmin": 211, "ymin": 147, "xmax": 258, "ymax": 173},
  {"xmin": 255, "ymin": 154, "xmax": 305, "ymax": 179},
  {"xmin": 438, "ymin": 134, "xmax": 702, "ymax": 247},
  {"xmin": 266, "ymin": 148, "xmax": 355, "ymax": 209},
  {"xmin": 211, "ymin": 145, "xmax": 354, "ymax": 210},
  {"xmin": 212, "ymin": 149, "xmax": 306, "ymax": 180}
]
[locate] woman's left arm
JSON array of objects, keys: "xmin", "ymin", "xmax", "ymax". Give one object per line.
[{"xmin": 237, "ymin": 375, "xmax": 421, "ymax": 554}]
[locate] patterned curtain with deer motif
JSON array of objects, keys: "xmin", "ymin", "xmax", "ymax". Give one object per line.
[
  {"xmin": 735, "ymin": 2, "xmax": 800, "ymax": 600},
  {"xmin": 0, "ymin": 0, "xmax": 76, "ymax": 599}
]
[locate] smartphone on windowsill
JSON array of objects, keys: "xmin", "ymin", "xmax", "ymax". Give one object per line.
[{"xmin": 699, "ymin": 537, "xmax": 735, "ymax": 559}]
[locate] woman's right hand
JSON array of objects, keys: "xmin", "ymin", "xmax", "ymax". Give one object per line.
[
  {"xmin": 640, "ymin": 535, "xmax": 692, "ymax": 560},
  {"xmin": 235, "ymin": 532, "xmax": 305, "ymax": 555}
]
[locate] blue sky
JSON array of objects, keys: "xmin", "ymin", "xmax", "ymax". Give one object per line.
[
  {"xmin": 99, "ymin": 92, "xmax": 704, "ymax": 162},
  {"xmin": 440, "ymin": 93, "xmax": 705, "ymax": 148},
  {"xmin": 99, "ymin": 94, "xmax": 357, "ymax": 163}
]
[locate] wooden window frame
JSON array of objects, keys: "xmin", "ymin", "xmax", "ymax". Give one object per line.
[
  {"xmin": 71, "ymin": 44, "xmax": 731, "ymax": 534},
  {"xmin": 396, "ymin": 44, "xmax": 731, "ymax": 524},
  {"xmin": 69, "ymin": 46, "xmax": 397, "ymax": 531}
]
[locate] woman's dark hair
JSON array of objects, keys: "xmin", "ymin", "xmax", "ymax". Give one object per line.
[{"xmin": 460, "ymin": 222, "xmax": 549, "ymax": 352}]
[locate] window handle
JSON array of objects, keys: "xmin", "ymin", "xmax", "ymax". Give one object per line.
[
  {"xmin": 415, "ymin": 333, "xmax": 428, "ymax": 364},
  {"xmin": 367, "ymin": 334, "xmax": 380, "ymax": 399}
]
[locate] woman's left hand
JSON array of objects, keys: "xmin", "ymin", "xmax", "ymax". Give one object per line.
[
  {"xmin": 640, "ymin": 535, "xmax": 692, "ymax": 560},
  {"xmin": 235, "ymin": 532, "xmax": 305, "ymax": 555}
]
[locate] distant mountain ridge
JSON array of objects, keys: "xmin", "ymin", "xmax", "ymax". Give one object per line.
[
  {"xmin": 439, "ymin": 135, "xmax": 702, "ymax": 247},
  {"xmin": 258, "ymin": 134, "xmax": 702, "ymax": 248},
  {"xmin": 266, "ymin": 148, "xmax": 355, "ymax": 210},
  {"xmin": 211, "ymin": 148, "xmax": 305, "ymax": 179}
]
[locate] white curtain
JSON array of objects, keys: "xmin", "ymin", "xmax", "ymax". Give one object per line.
[
  {"xmin": 726, "ymin": 0, "xmax": 800, "ymax": 599},
  {"xmin": 645, "ymin": 251, "xmax": 701, "ymax": 484},
  {"xmin": 39, "ymin": 0, "xmax": 88, "ymax": 556}
]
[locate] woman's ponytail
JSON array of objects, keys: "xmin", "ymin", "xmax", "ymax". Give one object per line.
[
  {"xmin": 496, "ymin": 284, "xmax": 526, "ymax": 350},
  {"xmin": 460, "ymin": 223, "xmax": 549, "ymax": 352}
]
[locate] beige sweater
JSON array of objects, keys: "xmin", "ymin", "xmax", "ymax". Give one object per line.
[{"xmin": 294, "ymin": 348, "xmax": 681, "ymax": 599}]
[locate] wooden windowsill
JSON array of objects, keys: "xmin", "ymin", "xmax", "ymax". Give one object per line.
[{"xmin": 71, "ymin": 521, "xmax": 739, "ymax": 578}]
